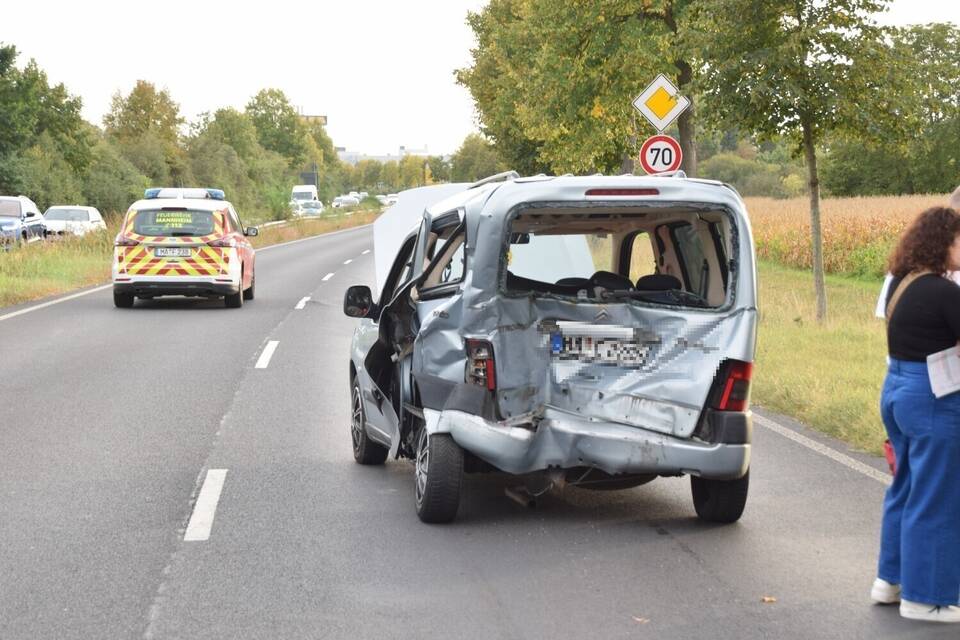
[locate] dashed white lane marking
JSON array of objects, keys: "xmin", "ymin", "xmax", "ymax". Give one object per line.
[
  {"xmin": 754, "ymin": 413, "xmax": 891, "ymax": 486},
  {"xmin": 295, "ymin": 296, "xmax": 310, "ymax": 310},
  {"xmin": 184, "ymin": 469, "xmax": 228, "ymax": 542},
  {"xmin": 0, "ymin": 284, "xmax": 111, "ymax": 323},
  {"xmin": 343, "ymin": 259, "xmax": 352, "ymax": 265},
  {"xmin": 322, "ymin": 272, "xmax": 334, "ymax": 281},
  {"xmin": 362, "ymin": 249, "xmax": 370, "ymax": 255},
  {"xmin": 255, "ymin": 341, "xmax": 279, "ymax": 369}
]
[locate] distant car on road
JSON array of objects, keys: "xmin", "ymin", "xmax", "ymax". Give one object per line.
[
  {"xmin": 43, "ymin": 206, "xmax": 107, "ymax": 237},
  {"xmin": 0, "ymin": 195, "xmax": 45, "ymax": 247},
  {"xmin": 332, "ymin": 195, "xmax": 360, "ymax": 208},
  {"xmin": 112, "ymin": 188, "xmax": 258, "ymax": 309},
  {"xmin": 344, "ymin": 174, "xmax": 757, "ymax": 524}
]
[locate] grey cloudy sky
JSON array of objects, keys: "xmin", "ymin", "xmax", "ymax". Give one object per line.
[{"xmin": 1, "ymin": 0, "xmax": 956, "ymax": 156}]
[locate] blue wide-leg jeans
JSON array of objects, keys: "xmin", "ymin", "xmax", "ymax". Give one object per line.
[{"xmin": 879, "ymin": 358, "xmax": 960, "ymax": 606}]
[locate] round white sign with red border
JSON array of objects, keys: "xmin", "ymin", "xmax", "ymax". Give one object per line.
[{"xmin": 639, "ymin": 134, "xmax": 683, "ymax": 174}]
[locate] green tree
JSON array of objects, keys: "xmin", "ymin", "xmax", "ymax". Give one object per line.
[
  {"xmin": 426, "ymin": 155, "xmax": 451, "ymax": 183},
  {"xmin": 103, "ymin": 80, "xmax": 183, "ymax": 144},
  {"xmin": 457, "ymin": 0, "xmax": 702, "ymax": 175},
  {"xmin": 450, "ymin": 134, "xmax": 505, "ymax": 182},
  {"xmin": 104, "ymin": 80, "xmax": 188, "ymax": 185},
  {"xmin": 380, "ymin": 161, "xmax": 400, "ymax": 192},
  {"xmin": 0, "ymin": 44, "xmax": 90, "ymax": 193},
  {"xmin": 245, "ymin": 89, "xmax": 307, "ymax": 167},
  {"xmin": 19, "ymin": 132, "xmax": 84, "ymax": 209},
  {"xmin": 695, "ymin": 0, "xmax": 899, "ymax": 322},
  {"xmin": 82, "ymin": 134, "xmax": 150, "ymax": 213}
]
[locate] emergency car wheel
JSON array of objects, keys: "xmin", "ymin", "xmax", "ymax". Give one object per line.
[
  {"xmin": 351, "ymin": 382, "xmax": 388, "ymax": 465},
  {"xmin": 224, "ymin": 286, "xmax": 243, "ymax": 308},
  {"xmin": 691, "ymin": 469, "xmax": 749, "ymax": 524},
  {"xmin": 113, "ymin": 291, "xmax": 134, "ymax": 308},
  {"xmin": 243, "ymin": 274, "xmax": 255, "ymax": 301},
  {"xmin": 414, "ymin": 427, "xmax": 463, "ymax": 523}
]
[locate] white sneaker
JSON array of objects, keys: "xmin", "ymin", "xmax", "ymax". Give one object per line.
[
  {"xmin": 900, "ymin": 599, "xmax": 960, "ymax": 623},
  {"xmin": 871, "ymin": 578, "xmax": 901, "ymax": 604}
]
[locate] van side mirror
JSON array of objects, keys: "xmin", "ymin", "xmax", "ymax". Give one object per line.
[
  {"xmin": 344, "ymin": 285, "xmax": 374, "ymax": 318},
  {"xmin": 245, "ymin": 226, "xmax": 259, "ymax": 237}
]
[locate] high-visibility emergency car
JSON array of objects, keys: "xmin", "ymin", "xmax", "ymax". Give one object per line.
[{"xmin": 112, "ymin": 188, "xmax": 258, "ymax": 308}]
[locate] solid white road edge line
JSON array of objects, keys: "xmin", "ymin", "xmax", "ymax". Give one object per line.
[
  {"xmin": 256, "ymin": 223, "xmax": 372, "ymax": 253},
  {"xmin": 362, "ymin": 249, "xmax": 370, "ymax": 255},
  {"xmin": 0, "ymin": 284, "xmax": 112, "ymax": 323},
  {"xmin": 322, "ymin": 272, "xmax": 334, "ymax": 281},
  {"xmin": 255, "ymin": 340, "xmax": 279, "ymax": 369},
  {"xmin": 295, "ymin": 296, "xmax": 310, "ymax": 310},
  {"xmin": 183, "ymin": 469, "xmax": 228, "ymax": 542},
  {"xmin": 343, "ymin": 259, "xmax": 352, "ymax": 265},
  {"xmin": 754, "ymin": 413, "xmax": 891, "ymax": 486}
]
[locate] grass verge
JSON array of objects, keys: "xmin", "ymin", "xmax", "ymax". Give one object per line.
[
  {"xmin": 753, "ymin": 260, "xmax": 887, "ymax": 454},
  {"xmin": 0, "ymin": 210, "xmax": 378, "ymax": 309}
]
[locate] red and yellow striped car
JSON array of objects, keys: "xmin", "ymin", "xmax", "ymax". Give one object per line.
[{"xmin": 112, "ymin": 188, "xmax": 258, "ymax": 308}]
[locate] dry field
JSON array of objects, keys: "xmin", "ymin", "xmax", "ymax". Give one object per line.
[{"xmin": 745, "ymin": 194, "xmax": 950, "ymax": 278}]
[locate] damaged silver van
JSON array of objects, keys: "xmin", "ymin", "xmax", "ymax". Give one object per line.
[{"xmin": 344, "ymin": 172, "xmax": 757, "ymax": 524}]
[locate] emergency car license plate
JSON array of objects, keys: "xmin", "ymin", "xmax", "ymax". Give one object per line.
[{"xmin": 155, "ymin": 247, "xmax": 191, "ymax": 258}]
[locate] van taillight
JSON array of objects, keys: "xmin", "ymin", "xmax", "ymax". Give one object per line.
[
  {"xmin": 715, "ymin": 360, "xmax": 753, "ymax": 412},
  {"xmin": 465, "ymin": 339, "xmax": 496, "ymax": 391}
]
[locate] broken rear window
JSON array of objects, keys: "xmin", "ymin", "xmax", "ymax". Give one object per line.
[{"xmin": 502, "ymin": 207, "xmax": 732, "ymax": 309}]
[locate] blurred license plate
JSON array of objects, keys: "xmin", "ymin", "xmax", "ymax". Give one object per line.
[
  {"xmin": 551, "ymin": 333, "xmax": 647, "ymax": 367},
  {"xmin": 155, "ymin": 247, "xmax": 191, "ymax": 258}
]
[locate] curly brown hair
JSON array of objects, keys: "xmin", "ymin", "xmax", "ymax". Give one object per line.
[{"xmin": 888, "ymin": 207, "xmax": 960, "ymax": 278}]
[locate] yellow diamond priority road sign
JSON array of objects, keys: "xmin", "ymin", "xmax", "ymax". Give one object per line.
[{"xmin": 633, "ymin": 74, "xmax": 690, "ymax": 133}]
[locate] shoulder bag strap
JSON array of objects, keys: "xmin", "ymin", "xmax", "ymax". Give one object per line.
[{"xmin": 885, "ymin": 271, "xmax": 933, "ymax": 322}]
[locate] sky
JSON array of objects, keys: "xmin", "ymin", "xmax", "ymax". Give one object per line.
[{"xmin": 1, "ymin": 0, "xmax": 957, "ymax": 157}]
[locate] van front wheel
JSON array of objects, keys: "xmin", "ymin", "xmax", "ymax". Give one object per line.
[{"xmin": 691, "ymin": 470, "xmax": 749, "ymax": 523}]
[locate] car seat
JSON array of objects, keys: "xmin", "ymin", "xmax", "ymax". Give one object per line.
[
  {"xmin": 636, "ymin": 274, "xmax": 682, "ymax": 291},
  {"xmin": 589, "ymin": 271, "xmax": 635, "ymax": 291}
]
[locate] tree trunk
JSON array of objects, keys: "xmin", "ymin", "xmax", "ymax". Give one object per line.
[
  {"xmin": 802, "ymin": 120, "xmax": 827, "ymax": 323},
  {"xmin": 621, "ymin": 133, "xmax": 637, "ymax": 174},
  {"xmin": 675, "ymin": 60, "xmax": 697, "ymax": 177}
]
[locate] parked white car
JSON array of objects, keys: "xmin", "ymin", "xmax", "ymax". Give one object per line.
[{"xmin": 43, "ymin": 206, "xmax": 107, "ymax": 236}]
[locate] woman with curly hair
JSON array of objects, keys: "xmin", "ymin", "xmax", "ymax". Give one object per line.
[{"xmin": 872, "ymin": 206, "xmax": 960, "ymax": 622}]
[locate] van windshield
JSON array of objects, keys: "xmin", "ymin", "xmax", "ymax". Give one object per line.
[
  {"xmin": 503, "ymin": 208, "xmax": 731, "ymax": 308},
  {"xmin": 0, "ymin": 200, "xmax": 21, "ymax": 217},
  {"xmin": 292, "ymin": 192, "xmax": 315, "ymax": 201}
]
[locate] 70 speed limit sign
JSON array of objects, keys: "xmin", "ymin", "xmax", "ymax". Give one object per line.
[{"xmin": 639, "ymin": 135, "xmax": 683, "ymax": 174}]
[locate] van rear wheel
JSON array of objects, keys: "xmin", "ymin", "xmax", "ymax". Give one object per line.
[
  {"xmin": 414, "ymin": 428, "xmax": 463, "ymax": 523},
  {"xmin": 691, "ymin": 470, "xmax": 749, "ymax": 523}
]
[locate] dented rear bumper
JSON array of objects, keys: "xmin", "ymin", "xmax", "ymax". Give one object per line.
[{"xmin": 423, "ymin": 407, "xmax": 751, "ymax": 480}]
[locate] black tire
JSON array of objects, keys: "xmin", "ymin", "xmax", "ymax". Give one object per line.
[
  {"xmin": 224, "ymin": 286, "xmax": 243, "ymax": 308},
  {"xmin": 243, "ymin": 274, "xmax": 255, "ymax": 300},
  {"xmin": 351, "ymin": 382, "xmax": 388, "ymax": 465},
  {"xmin": 691, "ymin": 469, "xmax": 749, "ymax": 524},
  {"xmin": 414, "ymin": 428, "xmax": 463, "ymax": 523},
  {"xmin": 113, "ymin": 291, "xmax": 134, "ymax": 308}
]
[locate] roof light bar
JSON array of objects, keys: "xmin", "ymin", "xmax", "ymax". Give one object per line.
[{"xmin": 143, "ymin": 187, "xmax": 226, "ymax": 200}]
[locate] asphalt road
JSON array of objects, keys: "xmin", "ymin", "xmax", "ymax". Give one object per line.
[{"xmin": 0, "ymin": 225, "xmax": 953, "ymax": 639}]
